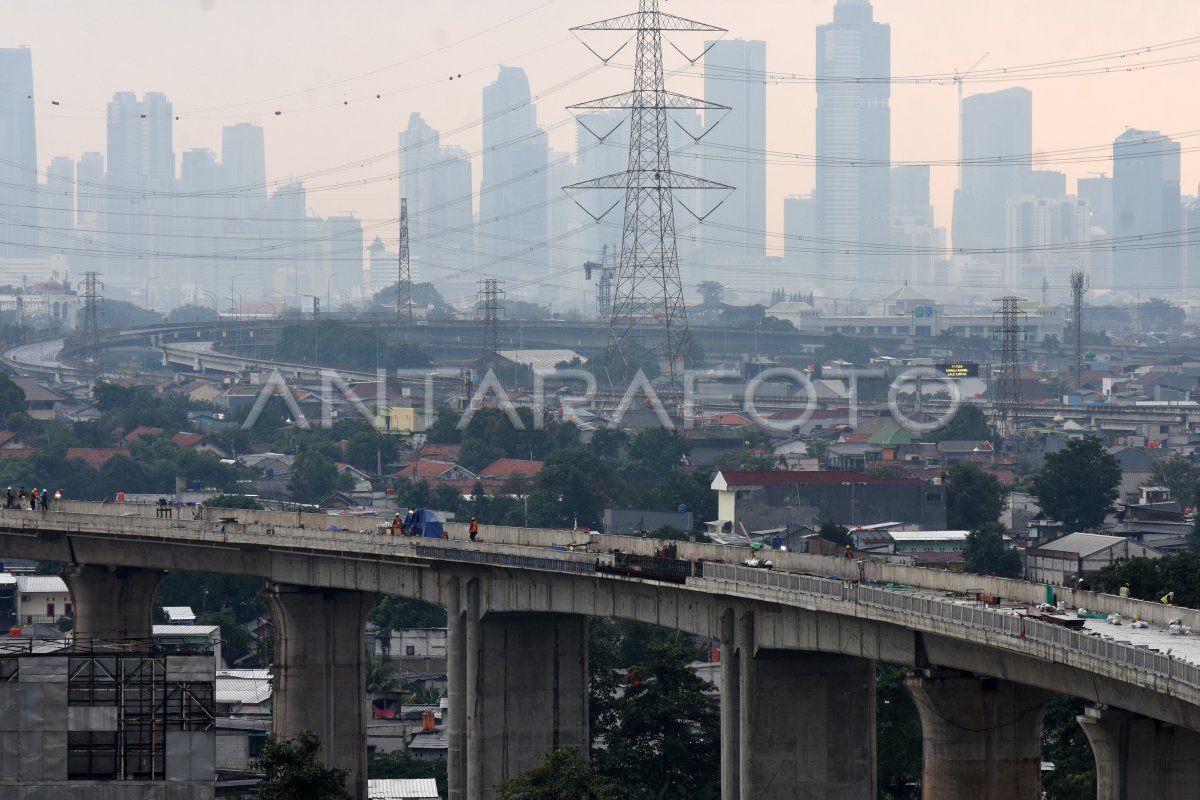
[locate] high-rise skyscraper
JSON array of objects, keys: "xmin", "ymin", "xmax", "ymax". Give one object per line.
[
  {"xmin": 703, "ymin": 39, "xmax": 766, "ymax": 262},
  {"xmin": 815, "ymin": 0, "xmax": 891, "ymax": 288},
  {"xmin": 479, "ymin": 67, "xmax": 549, "ymax": 282},
  {"xmin": 41, "ymin": 157, "xmax": 75, "ymax": 251},
  {"xmin": 327, "ymin": 214, "xmax": 364, "ymax": 302},
  {"xmin": 1112, "ymin": 129, "xmax": 1181, "ymax": 291},
  {"xmin": 890, "ymin": 165, "xmax": 939, "ymax": 287},
  {"xmin": 952, "ymin": 87, "xmax": 1033, "ymax": 264},
  {"xmin": 400, "ymin": 114, "xmax": 475, "ymax": 279},
  {"xmin": 222, "ymin": 123, "xmax": 267, "ymax": 219},
  {"xmin": 105, "ymin": 92, "xmax": 175, "ymax": 288},
  {"xmin": 0, "ymin": 49, "xmax": 39, "ymax": 257}
]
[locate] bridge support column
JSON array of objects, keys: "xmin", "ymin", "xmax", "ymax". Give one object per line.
[
  {"xmin": 451, "ymin": 587, "xmax": 587, "ymax": 800},
  {"xmin": 262, "ymin": 584, "xmax": 375, "ymax": 800},
  {"xmin": 1078, "ymin": 706, "xmax": 1200, "ymax": 800},
  {"xmin": 721, "ymin": 609, "xmax": 876, "ymax": 800},
  {"xmin": 61, "ymin": 565, "xmax": 163, "ymax": 644},
  {"xmin": 905, "ymin": 668, "xmax": 1051, "ymax": 800}
]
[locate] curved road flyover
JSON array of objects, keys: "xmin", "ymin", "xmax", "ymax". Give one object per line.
[{"xmin": 0, "ymin": 503, "xmax": 1197, "ymax": 799}]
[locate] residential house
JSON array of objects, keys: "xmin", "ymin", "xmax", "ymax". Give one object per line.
[
  {"xmin": 11, "ymin": 377, "xmax": 65, "ymax": 420},
  {"xmin": 336, "ymin": 463, "xmax": 375, "ymax": 494},
  {"xmin": 868, "ymin": 426, "xmax": 915, "ymax": 460},
  {"xmin": 396, "ymin": 460, "xmax": 477, "ymax": 484},
  {"xmin": 171, "ymin": 432, "xmax": 230, "ymax": 458},
  {"xmin": 124, "ymin": 426, "xmax": 166, "ymax": 446},
  {"xmin": 65, "ymin": 447, "xmax": 132, "ymax": 468},
  {"xmin": 479, "ymin": 458, "xmax": 543, "ymax": 485},
  {"xmin": 14, "ymin": 575, "xmax": 71, "ymax": 624},
  {"xmin": 164, "ymin": 606, "xmax": 197, "ymax": 625}
]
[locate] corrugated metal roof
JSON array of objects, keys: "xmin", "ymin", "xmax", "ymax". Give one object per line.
[
  {"xmin": 153, "ymin": 625, "xmax": 219, "ymax": 636},
  {"xmin": 15, "ymin": 576, "xmax": 68, "ymax": 594},
  {"xmin": 368, "ymin": 779, "xmax": 440, "ymax": 798},
  {"xmin": 889, "ymin": 531, "xmax": 971, "ymax": 542},
  {"xmin": 216, "ymin": 672, "xmax": 273, "ymax": 706},
  {"xmin": 1031, "ymin": 532, "xmax": 1131, "ymax": 557},
  {"xmin": 163, "ymin": 606, "xmax": 195, "ymax": 621}
]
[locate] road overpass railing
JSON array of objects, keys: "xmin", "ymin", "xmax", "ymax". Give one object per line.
[{"xmin": 701, "ymin": 561, "xmax": 1200, "ymax": 692}]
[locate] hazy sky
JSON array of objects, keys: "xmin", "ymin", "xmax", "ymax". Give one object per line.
[{"xmin": 7, "ymin": 0, "xmax": 1200, "ymax": 253}]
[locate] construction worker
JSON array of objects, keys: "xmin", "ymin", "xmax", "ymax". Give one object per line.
[
  {"xmin": 29, "ymin": 488, "xmax": 37, "ymax": 511},
  {"xmin": 1162, "ymin": 591, "xmax": 1175, "ymax": 605},
  {"xmin": 469, "ymin": 517, "xmax": 479, "ymax": 542},
  {"xmin": 390, "ymin": 513, "xmax": 402, "ymax": 536},
  {"xmin": 1119, "ymin": 582, "xmax": 1131, "ymax": 598}
]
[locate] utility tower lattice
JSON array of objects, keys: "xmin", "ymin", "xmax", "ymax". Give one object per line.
[
  {"xmin": 478, "ymin": 278, "xmax": 504, "ymax": 366},
  {"xmin": 1070, "ymin": 271, "xmax": 1089, "ymax": 390},
  {"xmin": 397, "ymin": 198, "xmax": 413, "ymax": 321},
  {"xmin": 583, "ymin": 244, "xmax": 616, "ymax": 320},
  {"xmin": 565, "ymin": 0, "xmax": 732, "ymax": 383},
  {"xmin": 80, "ymin": 272, "xmax": 103, "ymax": 381},
  {"xmin": 993, "ymin": 295, "xmax": 1027, "ymax": 437}
]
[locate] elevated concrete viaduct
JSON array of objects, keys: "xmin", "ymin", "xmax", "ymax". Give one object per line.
[{"xmin": 2, "ymin": 502, "xmax": 1200, "ymax": 799}]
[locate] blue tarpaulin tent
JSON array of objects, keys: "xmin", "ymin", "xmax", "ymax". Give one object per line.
[{"xmin": 403, "ymin": 508, "xmax": 445, "ymax": 538}]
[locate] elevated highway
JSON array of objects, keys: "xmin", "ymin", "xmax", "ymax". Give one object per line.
[{"xmin": 0, "ymin": 501, "xmax": 1198, "ymax": 799}]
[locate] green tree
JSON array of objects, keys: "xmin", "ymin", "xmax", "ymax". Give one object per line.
[
  {"xmin": 594, "ymin": 640, "xmax": 719, "ymax": 798},
  {"xmin": 424, "ymin": 408, "xmax": 462, "ymax": 444},
  {"xmin": 588, "ymin": 428, "xmax": 627, "ymax": 461},
  {"xmin": 696, "ymin": 280, "xmax": 725, "ymax": 307},
  {"xmin": 526, "ymin": 448, "xmax": 618, "ymax": 529},
  {"xmin": 288, "ymin": 452, "xmax": 338, "ymax": 502},
  {"xmin": 627, "ymin": 428, "xmax": 690, "ymax": 476},
  {"xmin": 204, "ymin": 494, "xmax": 264, "ymax": 510},
  {"xmin": 1041, "ymin": 695, "xmax": 1096, "ymax": 800},
  {"xmin": 1148, "ymin": 453, "xmax": 1200, "ymax": 509},
  {"xmin": 876, "ymin": 663, "xmax": 922, "ymax": 799},
  {"xmin": 196, "ymin": 608, "xmax": 252, "ymax": 664},
  {"xmin": 252, "ymin": 729, "xmax": 350, "ymax": 800},
  {"xmin": 963, "ymin": 522, "xmax": 1022, "ymax": 578},
  {"xmin": 497, "ymin": 749, "xmax": 629, "ymax": 800},
  {"xmin": 929, "ymin": 404, "xmax": 994, "ymax": 443},
  {"xmin": 0, "ymin": 372, "xmax": 25, "ymax": 418},
  {"xmin": 1031, "ymin": 437, "xmax": 1120, "ymax": 531},
  {"xmin": 945, "ymin": 461, "xmax": 1006, "ymax": 530},
  {"xmin": 369, "ymin": 595, "xmax": 447, "ymax": 630}
]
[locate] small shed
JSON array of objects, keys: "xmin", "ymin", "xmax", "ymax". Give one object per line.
[{"xmin": 1025, "ymin": 532, "xmax": 1162, "ymax": 585}]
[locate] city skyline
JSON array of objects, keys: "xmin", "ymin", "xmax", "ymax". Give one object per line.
[{"xmin": 1, "ymin": 1, "xmax": 1199, "ymax": 300}]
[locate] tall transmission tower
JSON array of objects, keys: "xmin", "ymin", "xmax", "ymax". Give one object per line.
[
  {"xmin": 397, "ymin": 198, "xmax": 413, "ymax": 321},
  {"xmin": 993, "ymin": 295, "xmax": 1027, "ymax": 437},
  {"xmin": 565, "ymin": 0, "xmax": 732, "ymax": 384},
  {"xmin": 478, "ymin": 278, "xmax": 504, "ymax": 366},
  {"xmin": 1070, "ymin": 271, "xmax": 1089, "ymax": 390},
  {"xmin": 583, "ymin": 244, "xmax": 616, "ymax": 320},
  {"xmin": 79, "ymin": 272, "xmax": 103, "ymax": 380}
]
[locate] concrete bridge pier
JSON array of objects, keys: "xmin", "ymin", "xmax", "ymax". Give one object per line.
[
  {"xmin": 1078, "ymin": 706, "xmax": 1200, "ymax": 799},
  {"xmin": 448, "ymin": 578, "xmax": 588, "ymax": 800},
  {"xmin": 905, "ymin": 668, "xmax": 1051, "ymax": 800},
  {"xmin": 721, "ymin": 609, "xmax": 877, "ymax": 800},
  {"xmin": 61, "ymin": 564, "xmax": 164, "ymax": 644},
  {"xmin": 262, "ymin": 584, "xmax": 376, "ymax": 800}
]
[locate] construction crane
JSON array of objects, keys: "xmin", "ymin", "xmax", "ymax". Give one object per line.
[
  {"xmin": 582, "ymin": 244, "xmax": 615, "ymax": 321},
  {"xmin": 954, "ymin": 51, "xmax": 989, "ymax": 190}
]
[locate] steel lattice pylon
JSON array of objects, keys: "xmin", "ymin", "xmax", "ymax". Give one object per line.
[
  {"xmin": 1070, "ymin": 270, "xmax": 1089, "ymax": 389},
  {"xmin": 993, "ymin": 295, "xmax": 1027, "ymax": 437},
  {"xmin": 79, "ymin": 271, "xmax": 103, "ymax": 381},
  {"xmin": 478, "ymin": 278, "xmax": 504, "ymax": 366},
  {"xmin": 397, "ymin": 197, "xmax": 413, "ymax": 321},
  {"xmin": 566, "ymin": 0, "xmax": 731, "ymax": 384}
]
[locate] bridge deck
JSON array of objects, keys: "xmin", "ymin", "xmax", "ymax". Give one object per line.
[{"xmin": 2, "ymin": 501, "xmax": 1200, "ymax": 702}]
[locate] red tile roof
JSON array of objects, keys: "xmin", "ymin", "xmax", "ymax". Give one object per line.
[
  {"xmin": 480, "ymin": 458, "xmax": 543, "ymax": 480},
  {"xmin": 125, "ymin": 426, "xmax": 165, "ymax": 444},
  {"xmin": 717, "ymin": 470, "xmax": 924, "ymax": 487},
  {"xmin": 0, "ymin": 431, "xmax": 19, "ymax": 448},
  {"xmin": 66, "ymin": 447, "xmax": 131, "ymax": 467},
  {"xmin": 0, "ymin": 448, "xmax": 39, "ymax": 460},
  {"xmin": 415, "ymin": 443, "xmax": 461, "ymax": 461},
  {"xmin": 171, "ymin": 432, "xmax": 205, "ymax": 448},
  {"xmin": 396, "ymin": 459, "xmax": 463, "ymax": 480}
]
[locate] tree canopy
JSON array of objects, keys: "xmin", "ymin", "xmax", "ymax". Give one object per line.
[
  {"xmin": 1031, "ymin": 437, "xmax": 1120, "ymax": 531},
  {"xmin": 496, "ymin": 749, "xmax": 629, "ymax": 800},
  {"xmin": 1148, "ymin": 453, "xmax": 1200, "ymax": 509},
  {"xmin": 945, "ymin": 461, "xmax": 1006, "ymax": 530},
  {"xmin": 963, "ymin": 522, "xmax": 1022, "ymax": 578},
  {"xmin": 252, "ymin": 729, "xmax": 350, "ymax": 800}
]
